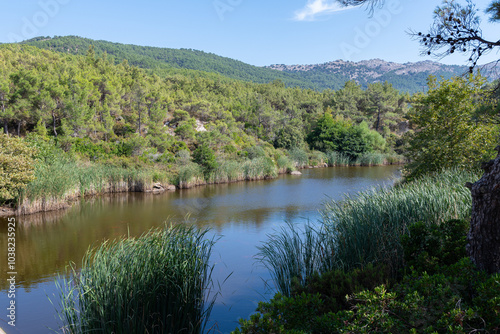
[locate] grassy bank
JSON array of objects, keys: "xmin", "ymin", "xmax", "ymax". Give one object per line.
[
  {"xmin": 258, "ymin": 168, "xmax": 479, "ymax": 296},
  {"xmin": 235, "ymin": 168, "xmax": 500, "ymax": 333},
  {"xmin": 16, "ymin": 159, "xmax": 171, "ymax": 215},
  {"xmin": 55, "ymin": 224, "xmax": 216, "ymax": 334},
  {"xmin": 10, "ymin": 142, "xmax": 404, "ymax": 215}
]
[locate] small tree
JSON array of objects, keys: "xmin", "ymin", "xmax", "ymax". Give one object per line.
[
  {"xmin": 192, "ymin": 144, "xmax": 218, "ymax": 180},
  {"xmin": 306, "ymin": 112, "xmax": 378, "ymax": 159},
  {"xmin": 0, "ymin": 134, "xmax": 37, "ymax": 202},
  {"xmin": 404, "ymin": 74, "xmax": 498, "ymax": 180}
]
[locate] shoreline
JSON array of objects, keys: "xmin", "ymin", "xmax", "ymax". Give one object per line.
[{"xmin": 0, "ymin": 162, "xmax": 403, "ymax": 217}]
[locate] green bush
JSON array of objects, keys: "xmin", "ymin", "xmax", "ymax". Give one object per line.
[
  {"xmin": 292, "ymin": 263, "xmax": 391, "ymax": 314},
  {"xmin": 274, "ymin": 125, "xmax": 304, "ymax": 150},
  {"xmin": 192, "ymin": 144, "xmax": 218, "ymax": 180},
  {"xmin": 234, "ymin": 292, "xmax": 344, "ymax": 334},
  {"xmin": 402, "ymin": 219, "xmax": 469, "ymax": 274},
  {"xmin": 0, "ymin": 134, "xmax": 37, "ymax": 202}
]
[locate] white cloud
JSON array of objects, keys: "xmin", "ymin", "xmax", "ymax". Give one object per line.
[{"xmin": 293, "ymin": 0, "xmax": 356, "ymax": 21}]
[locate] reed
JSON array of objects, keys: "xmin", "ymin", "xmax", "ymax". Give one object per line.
[
  {"xmin": 384, "ymin": 153, "xmax": 406, "ymax": 165},
  {"xmin": 210, "ymin": 159, "xmax": 245, "ymax": 183},
  {"xmin": 55, "ymin": 224, "xmax": 216, "ymax": 334},
  {"xmin": 177, "ymin": 163, "xmax": 205, "ymax": 188},
  {"xmin": 276, "ymin": 155, "xmax": 294, "ymax": 174},
  {"xmin": 358, "ymin": 153, "xmax": 385, "ymax": 166},
  {"xmin": 258, "ymin": 223, "xmax": 334, "ymax": 297},
  {"xmin": 24, "ymin": 160, "xmax": 165, "ymax": 201},
  {"xmin": 258, "ymin": 169, "xmax": 479, "ymax": 295},
  {"xmin": 326, "ymin": 151, "xmax": 350, "ymax": 167},
  {"xmin": 288, "ymin": 148, "xmax": 308, "ymax": 169},
  {"xmin": 243, "ymin": 157, "xmax": 278, "ymax": 180}
]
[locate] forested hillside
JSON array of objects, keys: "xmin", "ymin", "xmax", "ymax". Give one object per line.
[
  {"xmin": 0, "ymin": 44, "xmax": 412, "ymax": 208},
  {"xmin": 0, "ymin": 44, "xmax": 409, "ymax": 149},
  {"xmin": 20, "ymin": 36, "xmax": 472, "ymax": 93},
  {"xmin": 20, "ymin": 36, "xmax": 317, "ymax": 89}
]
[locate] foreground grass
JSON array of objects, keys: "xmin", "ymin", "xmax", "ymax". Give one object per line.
[
  {"xmin": 55, "ymin": 224, "xmax": 216, "ymax": 334},
  {"xmin": 258, "ymin": 169, "xmax": 480, "ymax": 296},
  {"xmin": 237, "ymin": 169, "xmax": 500, "ymax": 334}
]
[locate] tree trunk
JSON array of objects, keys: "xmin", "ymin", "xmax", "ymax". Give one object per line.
[
  {"xmin": 17, "ymin": 121, "xmax": 21, "ymax": 137},
  {"xmin": 376, "ymin": 107, "xmax": 381, "ymax": 132},
  {"xmin": 1, "ymin": 100, "xmax": 8, "ymax": 135},
  {"xmin": 467, "ymin": 147, "xmax": 500, "ymax": 273},
  {"xmin": 52, "ymin": 110, "xmax": 58, "ymax": 137}
]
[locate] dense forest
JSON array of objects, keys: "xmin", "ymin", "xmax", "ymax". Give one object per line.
[
  {"xmin": 1, "ymin": 41, "xmax": 497, "ymax": 215},
  {"xmin": 20, "ymin": 36, "xmax": 472, "ymax": 93},
  {"xmin": 0, "ymin": 43, "xmax": 411, "ymax": 208},
  {"xmin": 0, "ymin": 43, "xmax": 410, "ymax": 149}
]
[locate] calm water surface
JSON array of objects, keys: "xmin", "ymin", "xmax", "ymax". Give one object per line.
[{"xmin": 0, "ymin": 166, "xmax": 400, "ymax": 333}]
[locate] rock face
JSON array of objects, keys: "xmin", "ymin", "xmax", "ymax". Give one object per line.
[
  {"xmin": 152, "ymin": 183, "xmax": 165, "ymax": 193},
  {"xmin": 467, "ymin": 148, "xmax": 500, "ymax": 273}
]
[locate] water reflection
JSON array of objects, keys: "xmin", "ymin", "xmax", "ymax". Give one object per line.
[{"xmin": 0, "ymin": 166, "xmax": 400, "ymax": 333}]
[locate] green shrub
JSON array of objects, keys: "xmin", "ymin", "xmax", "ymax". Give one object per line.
[
  {"xmin": 233, "ymin": 292, "xmax": 344, "ymax": 334},
  {"xmin": 402, "ymin": 219, "xmax": 469, "ymax": 274},
  {"xmin": 192, "ymin": 144, "xmax": 218, "ymax": 180},
  {"xmin": 245, "ymin": 146, "xmax": 267, "ymax": 159},
  {"xmin": 292, "ymin": 263, "xmax": 391, "ymax": 314},
  {"xmin": 274, "ymin": 125, "xmax": 304, "ymax": 150},
  {"xmin": 0, "ymin": 134, "xmax": 37, "ymax": 202}
]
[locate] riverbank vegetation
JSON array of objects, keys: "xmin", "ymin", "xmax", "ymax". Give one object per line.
[
  {"xmin": 55, "ymin": 224, "xmax": 216, "ymax": 334},
  {"xmin": 233, "ymin": 169, "xmax": 500, "ymax": 333},
  {"xmin": 233, "ymin": 73, "xmax": 500, "ymax": 333},
  {"xmin": 0, "ymin": 44, "xmax": 408, "ymax": 213}
]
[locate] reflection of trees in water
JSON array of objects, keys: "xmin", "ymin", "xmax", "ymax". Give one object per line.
[{"xmin": 0, "ymin": 166, "xmax": 400, "ymax": 290}]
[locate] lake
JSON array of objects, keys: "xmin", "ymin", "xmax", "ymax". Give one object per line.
[{"xmin": 0, "ymin": 165, "xmax": 401, "ymax": 334}]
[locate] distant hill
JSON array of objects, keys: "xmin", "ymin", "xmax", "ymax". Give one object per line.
[
  {"xmin": 20, "ymin": 36, "xmax": 316, "ymax": 89},
  {"xmin": 18, "ymin": 36, "xmax": 493, "ymax": 93},
  {"xmin": 266, "ymin": 59, "xmax": 472, "ymax": 93}
]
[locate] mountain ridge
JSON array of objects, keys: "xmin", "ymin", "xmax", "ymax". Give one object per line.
[{"xmin": 17, "ymin": 36, "xmax": 496, "ymax": 93}]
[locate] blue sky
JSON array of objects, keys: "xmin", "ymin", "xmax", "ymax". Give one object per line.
[{"xmin": 1, "ymin": 0, "xmax": 498, "ymax": 66}]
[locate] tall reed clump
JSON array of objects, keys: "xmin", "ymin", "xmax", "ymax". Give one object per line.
[
  {"xmin": 288, "ymin": 148, "xmax": 308, "ymax": 169},
  {"xmin": 325, "ymin": 151, "xmax": 350, "ymax": 167},
  {"xmin": 258, "ymin": 223, "xmax": 334, "ymax": 297},
  {"xmin": 210, "ymin": 159, "xmax": 244, "ymax": 183},
  {"xmin": 243, "ymin": 157, "xmax": 278, "ymax": 180},
  {"xmin": 23, "ymin": 160, "xmax": 165, "ymax": 205},
  {"xmin": 55, "ymin": 224, "xmax": 217, "ymax": 334},
  {"xmin": 358, "ymin": 153, "xmax": 385, "ymax": 166},
  {"xmin": 24, "ymin": 159, "xmax": 80, "ymax": 201},
  {"xmin": 276, "ymin": 155, "xmax": 294, "ymax": 174},
  {"xmin": 258, "ymin": 169, "xmax": 479, "ymax": 296},
  {"xmin": 177, "ymin": 163, "xmax": 205, "ymax": 188},
  {"xmin": 385, "ymin": 153, "xmax": 405, "ymax": 165}
]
